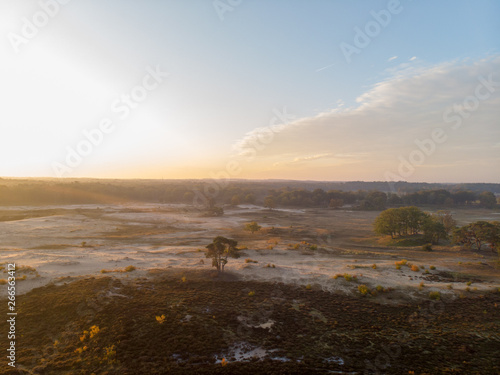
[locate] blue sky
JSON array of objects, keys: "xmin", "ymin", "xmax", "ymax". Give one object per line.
[{"xmin": 1, "ymin": 0, "xmax": 499, "ymax": 182}]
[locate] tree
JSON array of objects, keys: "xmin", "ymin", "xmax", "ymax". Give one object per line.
[
  {"xmin": 479, "ymin": 191, "xmax": 497, "ymax": 208},
  {"xmin": 264, "ymin": 196, "xmax": 275, "ymax": 210},
  {"xmin": 373, "ymin": 206, "xmax": 429, "ymax": 238},
  {"xmin": 244, "ymin": 193, "xmax": 256, "ymax": 204},
  {"xmin": 230, "ymin": 195, "xmax": 241, "ymax": 206},
  {"xmin": 329, "ymin": 198, "xmax": 344, "ymax": 209},
  {"xmin": 423, "ymin": 217, "xmax": 448, "ymax": 244},
  {"xmin": 244, "ymin": 221, "xmax": 261, "ymax": 234},
  {"xmin": 453, "ymin": 221, "xmax": 500, "ymax": 252},
  {"xmin": 433, "ymin": 210, "xmax": 457, "ymax": 234},
  {"xmin": 205, "ymin": 236, "xmax": 239, "ymax": 273},
  {"xmin": 374, "ymin": 208, "xmax": 400, "ymax": 238}
]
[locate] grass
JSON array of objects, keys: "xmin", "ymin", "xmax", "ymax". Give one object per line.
[
  {"xmin": 429, "ymin": 291, "xmax": 441, "ymax": 300},
  {"xmin": 384, "ymin": 235, "xmax": 428, "ymax": 247},
  {"xmin": 101, "ymin": 265, "xmax": 136, "ymax": 274}
]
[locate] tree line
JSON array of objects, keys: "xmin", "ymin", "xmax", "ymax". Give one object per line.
[
  {"xmin": 0, "ymin": 179, "xmax": 497, "ymax": 210},
  {"xmin": 374, "ymin": 206, "xmax": 500, "ymax": 252}
]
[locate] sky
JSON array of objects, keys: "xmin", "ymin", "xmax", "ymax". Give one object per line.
[{"xmin": 1, "ymin": 0, "xmax": 499, "ymax": 183}]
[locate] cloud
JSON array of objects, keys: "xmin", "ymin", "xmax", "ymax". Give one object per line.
[
  {"xmin": 409, "ymin": 56, "xmax": 417, "ymax": 61},
  {"xmin": 388, "ymin": 56, "xmax": 398, "ymax": 62},
  {"xmin": 233, "ymin": 56, "xmax": 500, "ymax": 182}
]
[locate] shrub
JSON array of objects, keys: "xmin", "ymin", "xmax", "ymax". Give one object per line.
[
  {"xmin": 419, "ymin": 282, "xmax": 425, "ymax": 290},
  {"xmin": 309, "ymin": 244, "xmax": 318, "ymax": 250},
  {"xmin": 124, "ymin": 265, "xmax": 136, "ymax": 272},
  {"xmin": 395, "ymin": 264, "xmax": 401, "ymax": 270},
  {"xmin": 466, "ymin": 281, "xmax": 472, "ymax": 286},
  {"xmin": 376, "ymin": 285, "xmax": 384, "ymax": 292},
  {"xmin": 248, "ymin": 291, "xmax": 255, "ymax": 297},
  {"xmin": 446, "ymin": 284, "xmax": 453, "ymax": 289},
  {"xmin": 358, "ymin": 285, "xmax": 369, "ymax": 295},
  {"xmin": 430, "ymin": 265, "xmax": 436, "ymax": 270},
  {"xmin": 371, "ymin": 264, "xmax": 377, "ymax": 269},
  {"xmin": 156, "ymin": 314, "xmax": 166, "ymax": 324},
  {"xmin": 245, "ymin": 258, "xmax": 258, "ymax": 264},
  {"xmin": 429, "ymin": 291, "xmax": 441, "ymax": 300},
  {"xmin": 305, "ymin": 284, "xmax": 312, "ymax": 290},
  {"xmin": 410, "ymin": 265, "xmax": 419, "ymax": 272},
  {"xmin": 181, "ymin": 276, "xmax": 187, "ymax": 283},
  {"xmin": 344, "ymin": 274, "xmax": 354, "ymax": 282}
]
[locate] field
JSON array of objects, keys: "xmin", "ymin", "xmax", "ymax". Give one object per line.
[{"xmin": 1, "ymin": 204, "xmax": 499, "ymax": 374}]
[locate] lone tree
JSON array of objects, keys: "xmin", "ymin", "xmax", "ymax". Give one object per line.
[
  {"xmin": 244, "ymin": 221, "xmax": 261, "ymax": 234},
  {"xmin": 205, "ymin": 236, "xmax": 240, "ymax": 273}
]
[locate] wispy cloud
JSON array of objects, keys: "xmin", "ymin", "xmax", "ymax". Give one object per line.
[
  {"xmin": 388, "ymin": 56, "xmax": 398, "ymax": 62},
  {"xmin": 409, "ymin": 56, "xmax": 417, "ymax": 61},
  {"xmin": 233, "ymin": 56, "xmax": 500, "ymax": 181}
]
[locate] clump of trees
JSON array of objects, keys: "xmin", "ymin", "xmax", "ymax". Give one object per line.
[
  {"xmin": 374, "ymin": 206, "xmax": 450, "ymax": 244},
  {"xmin": 244, "ymin": 221, "xmax": 261, "ymax": 234},
  {"xmin": 205, "ymin": 236, "xmax": 240, "ymax": 273},
  {"xmin": 452, "ymin": 221, "xmax": 500, "ymax": 252}
]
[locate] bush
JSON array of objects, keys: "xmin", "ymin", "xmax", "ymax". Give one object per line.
[
  {"xmin": 358, "ymin": 285, "xmax": 369, "ymax": 295},
  {"xmin": 124, "ymin": 265, "xmax": 136, "ymax": 272},
  {"xmin": 344, "ymin": 273, "xmax": 354, "ymax": 282},
  {"xmin": 410, "ymin": 265, "xmax": 420, "ymax": 272},
  {"xmin": 371, "ymin": 264, "xmax": 377, "ymax": 269},
  {"xmin": 376, "ymin": 285, "xmax": 384, "ymax": 292},
  {"xmin": 248, "ymin": 291, "xmax": 255, "ymax": 297},
  {"xmin": 305, "ymin": 284, "xmax": 312, "ymax": 290},
  {"xmin": 430, "ymin": 265, "xmax": 436, "ymax": 270}
]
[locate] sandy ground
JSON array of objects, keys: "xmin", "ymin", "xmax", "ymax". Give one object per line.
[{"xmin": 0, "ymin": 203, "xmax": 499, "ymax": 298}]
